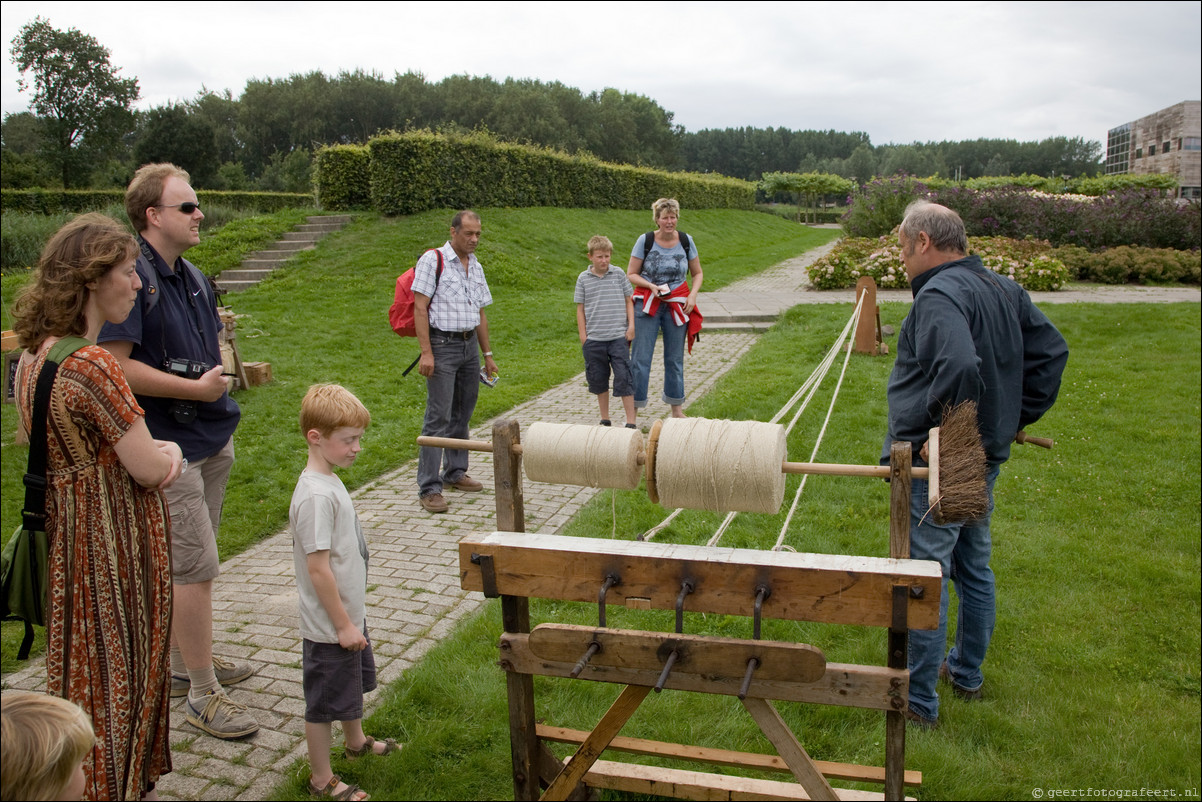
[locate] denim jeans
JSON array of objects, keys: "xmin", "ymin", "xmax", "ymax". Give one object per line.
[
  {"xmin": 417, "ymin": 333, "xmax": 479, "ymax": 497},
  {"xmin": 630, "ymin": 304, "xmax": 686, "ymax": 408},
  {"xmin": 906, "ymin": 463, "xmax": 1001, "ymax": 721}
]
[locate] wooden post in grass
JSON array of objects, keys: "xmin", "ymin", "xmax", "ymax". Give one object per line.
[{"xmin": 854, "ymin": 276, "xmax": 882, "ymax": 355}]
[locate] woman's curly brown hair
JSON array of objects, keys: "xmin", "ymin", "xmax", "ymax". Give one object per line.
[{"xmin": 11, "ymin": 213, "xmax": 138, "ymax": 352}]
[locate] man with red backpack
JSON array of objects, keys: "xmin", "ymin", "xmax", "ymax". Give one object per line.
[{"xmin": 412, "ymin": 210, "xmax": 499, "ymax": 513}]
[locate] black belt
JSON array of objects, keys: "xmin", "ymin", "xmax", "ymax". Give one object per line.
[{"xmin": 430, "ymin": 327, "xmax": 474, "ymax": 340}]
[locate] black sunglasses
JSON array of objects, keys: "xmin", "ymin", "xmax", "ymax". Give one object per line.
[{"xmin": 155, "ymin": 202, "xmax": 201, "ymax": 214}]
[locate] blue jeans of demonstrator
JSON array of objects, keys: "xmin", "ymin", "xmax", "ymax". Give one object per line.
[
  {"xmin": 630, "ymin": 303, "xmax": 686, "ymax": 408},
  {"xmin": 907, "ymin": 463, "xmax": 1001, "ymax": 722},
  {"xmin": 417, "ymin": 332, "xmax": 479, "ymax": 497}
]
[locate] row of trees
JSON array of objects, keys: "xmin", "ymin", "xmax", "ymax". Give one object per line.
[
  {"xmin": 3, "ymin": 17, "xmax": 1106, "ymax": 193},
  {"xmin": 677, "ymin": 129, "xmax": 1102, "ymax": 183}
]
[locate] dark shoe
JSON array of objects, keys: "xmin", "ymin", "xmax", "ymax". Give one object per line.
[
  {"xmin": 345, "ymin": 735, "xmax": 403, "ymax": 759},
  {"xmin": 309, "ymin": 774, "xmax": 369, "ymax": 801},
  {"xmin": 448, "ymin": 474, "xmax": 483, "ymax": 492},
  {"xmin": 625, "ymin": 423, "xmax": 638, "ymax": 429},
  {"xmin": 903, "ymin": 709, "xmax": 938, "ymax": 730},
  {"xmin": 940, "ymin": 661, "xmax": 984, "ymax": 701},
  {"xmin": 599, "ymin": 419, "xmax": 611, "ymax": 426},
  {"xmin": 420, "ymin": 493, "xmax": 449, "ymax": 513},
  {"xmin": 171, "ymin": 655, "xmax": 254, "ymax": 697}
]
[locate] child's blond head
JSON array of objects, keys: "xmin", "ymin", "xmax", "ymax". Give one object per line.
[
  {"xmin": 1, "ymin": 691, "xmax": 95, "ymax": 802},
  {"xmin": 587, "ymin": 235, "xmax": 613, "ymax": 255},
  {"xmin": 299, "ymin": 384, "xmax": 371, "ymax": 437}
]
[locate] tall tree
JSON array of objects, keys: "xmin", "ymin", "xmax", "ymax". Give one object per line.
[
  {"xmin": 134, "ymin": 103, "xmax": 218, "ymax": 186},
  {"xmin": 9, "ymin": 17, "xmax": 139, "ymax": 187}
]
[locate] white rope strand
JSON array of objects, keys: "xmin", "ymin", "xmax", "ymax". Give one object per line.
[
  {"xmin": 773, "ymin": 289, "xmax": 867, "ymax": 551},
  {"xmin": 639, "ymin": 287, "xmax": 869, "ymax": 546}
]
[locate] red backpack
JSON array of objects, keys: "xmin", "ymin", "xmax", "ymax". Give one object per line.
[{"xmin": 389, "ymin": 249, "xmax": 445, "ymax": 337}]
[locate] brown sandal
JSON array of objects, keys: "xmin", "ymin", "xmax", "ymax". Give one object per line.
[
  {"xmin": 309, "ymin": 774, "xmax": 369, "ymax": 801},
  {"xmin": 344, "ymin": 735, "xmax": 402, "ymax": 759}
]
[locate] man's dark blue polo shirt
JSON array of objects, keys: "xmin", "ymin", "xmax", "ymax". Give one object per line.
[{"xmin": 99, "ymin": 237, "xmax": 240, "ymax": 461}]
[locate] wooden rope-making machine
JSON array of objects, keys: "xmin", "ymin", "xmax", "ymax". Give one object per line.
[
  {"xmin": 431, "ymin": 280, "xmax": 1057, "ymax": 800},
  {"xmin": 428, "ymin": 407, "xmax": 971, "ymax": 802}
]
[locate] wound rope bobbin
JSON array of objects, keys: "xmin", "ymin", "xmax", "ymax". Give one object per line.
[
  {"xmin": 522, "ymin": 422, "xmax": 645, "ymax": 490},
  {"xmin": 651, "ymin": 418, "xmax": 787, "ymax": 514}
]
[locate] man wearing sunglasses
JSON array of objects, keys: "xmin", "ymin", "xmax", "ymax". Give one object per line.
[{"xmin": 100, "ymin": 163, "xmax": 259, "ymax": 740}]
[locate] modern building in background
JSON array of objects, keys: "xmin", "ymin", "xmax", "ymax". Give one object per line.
[{"xmin": 1105, "ymin": 100, "xmax": 1200, "ymax": 199}]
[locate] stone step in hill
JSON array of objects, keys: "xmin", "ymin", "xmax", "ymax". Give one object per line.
[{"xmin": 216, "ymin": 214, "xmax": 351, "ymax": 293}]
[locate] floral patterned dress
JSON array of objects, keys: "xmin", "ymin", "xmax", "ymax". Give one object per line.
[{"xmin": 16, "ymin": 343, "xmax": 173, "ymax": 801}]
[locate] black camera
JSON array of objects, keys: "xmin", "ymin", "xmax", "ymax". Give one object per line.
[{"xmin": 163, "ymin": 357, "xmax": 210, "ymax": 424}]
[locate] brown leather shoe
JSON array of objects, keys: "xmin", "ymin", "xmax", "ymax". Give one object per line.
[
  {"xmin": 903, "ymin": 709, "xmax": 938, "ymax": 730},
  {"xmin": 940, "ymin": 661, "xmax": 983, "ymax": 701},
  {"xmin": 448, "ymin": 474, "xmax": 483, "ymax": 492},
  {"xmin": 420, "ymin": 493, "xmax": 449, "ymax": 513}
]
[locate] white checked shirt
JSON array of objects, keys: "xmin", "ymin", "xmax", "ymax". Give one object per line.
[{"xmin": 411, "ymin": 242, "xmax": 493, "ymax": 333}]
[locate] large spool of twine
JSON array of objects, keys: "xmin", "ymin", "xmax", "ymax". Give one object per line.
[
  {"xmin": 652, "ymin": 418, "xmax": 786, "ymax": 514},
  {"xmin": 523, "ymin": 422, "xmax": 645, "ymax": 490}
]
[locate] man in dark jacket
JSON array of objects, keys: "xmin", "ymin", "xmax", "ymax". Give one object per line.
[{"xmin": 883, "ymin": 200, "xmax": 1068, "ymax": 729}]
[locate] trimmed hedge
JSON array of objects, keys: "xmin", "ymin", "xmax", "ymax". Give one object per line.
[
  {"xmin": 313, "ymin": 145, "xmax": 371, "ymax": 211},
  {"xmin": 315, "ymin": 130, "xmax": 754, "ymax": 214},
  {"xmin": 0, "ymin": 189, "xmax": 314, "ymax": 214}
]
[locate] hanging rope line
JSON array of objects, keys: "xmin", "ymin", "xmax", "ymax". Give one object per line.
[{"xmin": 645, "ymin": 287, "xmax": 869, "ymax": 545}]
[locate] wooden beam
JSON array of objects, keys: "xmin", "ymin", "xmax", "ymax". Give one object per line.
[
  {"xmin": 573, "ymin": 758, "xmax": 914, "ymax": 801},
  {"xmin": 537, "ymin": 725, "xmax": 922, "ymax": 787},
  {"xmin": 501, "ymin": 634, "xmax": 907, "ymax": 711},
  {"xmin": 542, "ymin": 685, "xmax": 651, "ymax": 800},
  {"xmin": 529, "ymin": 624, "xmax": 826, "ymax": 683},
  {"xmin": 460, "ymin": 533, "xmax": 941, "ymax": 630},
  {"xmin": 742, "ymin": 697, "xmax": 838, "ymax": 801}
]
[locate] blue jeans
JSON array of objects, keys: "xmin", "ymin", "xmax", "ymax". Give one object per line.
[
  {"xmin": 417, "ymin": 333, "xmax": 479, "ymax": 497},
  {"xmin": 630, "ymin": 304, "xmax": 686, "ymax": 408},
  {"xmin": 907, "ymin": 463, "xmax": 1001, "ymax": 721}
]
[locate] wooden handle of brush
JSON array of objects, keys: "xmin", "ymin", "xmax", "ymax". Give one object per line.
[
  {"xmin": 1015, "ymin": 431, "xmax": 1054, "ymax": 449},
  {"xmin": 782, "ymin": 461, "xmax": 929, "ymax": 480}
]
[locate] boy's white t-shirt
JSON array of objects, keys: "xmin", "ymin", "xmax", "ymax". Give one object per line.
[{"xmin": 290, "ymin": 469, "xmax": 369, "ymax": 643}]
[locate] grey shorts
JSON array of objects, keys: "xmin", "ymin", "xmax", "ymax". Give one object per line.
[
  {"xmin": 583, "ymin": 338, "xmax": 633, "ymax": 397},
  {"xmin": 302, "ymin": 627, "xmax": 378, "ymax": 723},
  {"xmin": 162, "ymin": 438, "xmax": 234, "ymax": 585}
]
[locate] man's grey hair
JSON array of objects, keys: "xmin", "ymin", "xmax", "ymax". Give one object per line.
[
  {"xmin": 901, "ymin": 200, "xmax": 967, "ymax": 254},
  {"xmin": 451, "ymin": 209, "xmax": 480, "ymax": 230}
]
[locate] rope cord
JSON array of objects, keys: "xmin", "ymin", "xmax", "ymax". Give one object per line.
[
  {"xmin": 772, "ymin": 291, "xmax": 866, "ymax": 550},
  {"xmin": 645, "ymin": 288, "xmax": 869, "ymax": 545}
]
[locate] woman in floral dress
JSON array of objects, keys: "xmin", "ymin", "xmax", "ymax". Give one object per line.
[{"xmin": 13, "ymin": 214, "xmax": 185, "ymax": 800}]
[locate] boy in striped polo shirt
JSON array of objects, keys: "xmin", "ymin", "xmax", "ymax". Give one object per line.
[{"xmin": 574, "ymin": 235, "xmax": 637, "ymax": 428}]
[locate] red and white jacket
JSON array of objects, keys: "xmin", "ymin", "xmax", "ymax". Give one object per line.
[{"xmin": 631, "ymin": 282, "xmax": 704, "ymax": 353}]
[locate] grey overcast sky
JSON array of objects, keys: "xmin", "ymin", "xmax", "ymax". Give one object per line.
[{"xmin": 2, "ymin": 0, "xmax": 1199, "ymax": 146}]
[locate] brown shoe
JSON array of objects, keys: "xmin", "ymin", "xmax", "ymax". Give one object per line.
[
  {"xmin": 939, "ymin": 661, "xmax": 983, "ymax": 701},
  {"xmin": 420, "ymin": 493, "xmax": 448, "ymax": 513},
  {"xmin": 448, "ymin": 474, "xmax": 483, "ymax": 492},
  {"xmin": 903, "ymin": 709, "xmax": 938, "ymax": 730}
]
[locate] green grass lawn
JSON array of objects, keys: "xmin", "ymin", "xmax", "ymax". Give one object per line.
[
  {"xmin": 1, "ymin": 208, "xmax": 839, "ymax": 670},
  {"xmin": 263, "ymin": 301, "xmax": 1200, "ymax": 801}
]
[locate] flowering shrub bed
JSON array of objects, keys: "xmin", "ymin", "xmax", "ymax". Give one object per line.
[
  {"xmin": 841, "ymin": 176, "xmax": 1201, "ymax": 252},
  {"xmin": 807, "ymin": 233, "xmax": 1071, "ymax": 292},
  {"xmin": 1052, "ymin": 245, "xmax": 1201, "ymax": 285}
]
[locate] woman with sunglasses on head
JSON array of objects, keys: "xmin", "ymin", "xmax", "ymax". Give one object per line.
[
  {"xmin": 12, "ymin": 214, "xmax": 184, "ymax": 800},
  {"xmin": 626, "ymin": 197, "xmax": 704, "ymax": 422}
]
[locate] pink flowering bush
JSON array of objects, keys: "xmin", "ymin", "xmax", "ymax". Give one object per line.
[{"xmin": 807, "ymin": 233, "xmax": 1072, "ymax": 292}]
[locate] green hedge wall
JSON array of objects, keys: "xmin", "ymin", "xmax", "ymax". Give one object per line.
[
  {"xmin": 0, "ymin": 189, "xmax": 314, "ymax": 214},
  {"xmin": 313, "ymin": 145, "xmax": 371, "ymax": 210},
  {"xmin": 314, "ymin": 130, "xmax": 754, "ymax": 214}
]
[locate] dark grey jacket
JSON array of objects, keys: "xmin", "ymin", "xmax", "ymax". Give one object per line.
[{"xmin": 883, "ymin": 255, "xmax": 1068, "ymax": 466}]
